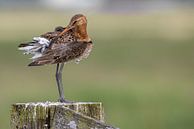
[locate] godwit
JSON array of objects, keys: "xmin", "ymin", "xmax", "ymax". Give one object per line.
[{"xmin": 18, "ymin": 14, "xmax": 93, "ymax": 102}]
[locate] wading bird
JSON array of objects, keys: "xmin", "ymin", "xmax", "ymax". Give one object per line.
[{"xmin": 18, "ymin": 14, "xmax": 93, "ymax": 102}]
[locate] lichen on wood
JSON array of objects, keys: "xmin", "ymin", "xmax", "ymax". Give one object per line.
[{"xmin": 11, "ymin": 102, "xmax": 108, "ymax": 129}]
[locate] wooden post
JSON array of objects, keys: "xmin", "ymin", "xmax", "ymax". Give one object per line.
[{"xmin": 11, "ymin": 102, "xmax": 118, "ymax": 129}]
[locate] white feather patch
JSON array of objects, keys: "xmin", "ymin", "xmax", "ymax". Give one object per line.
[
  {"xmin": 33, "ymin": 37, "xmax": 50, "ymax": 46},
  {"xmin": 18, "ymin": 46, "xmax": 35, "ymax": 51},
  {"xmin": 31, "ymin": 53, "xmax": 42, "ymax": 59},
  {"xmin": 19, "ymin": 37, "xmax": 50, "ymax": 60}
]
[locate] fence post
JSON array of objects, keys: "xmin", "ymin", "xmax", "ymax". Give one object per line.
[{"xmin": 11, "ymin": 102, "xmax": 118, "ymax": 129}]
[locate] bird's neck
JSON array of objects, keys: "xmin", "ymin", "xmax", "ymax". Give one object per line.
[{"xmin": 74, "ymin": 24, "xmax": 90, "ymax": 42}]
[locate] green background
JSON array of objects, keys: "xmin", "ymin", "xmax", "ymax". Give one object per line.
[{"xmin": 0, "ymin": 10, "xmax": 194, "ymax": 129}]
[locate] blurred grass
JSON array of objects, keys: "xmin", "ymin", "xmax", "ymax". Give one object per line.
[{"xmin": 0, "ymin": 9, "xmax": 194, "ymax": 129}]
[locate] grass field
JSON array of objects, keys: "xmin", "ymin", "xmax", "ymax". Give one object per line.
[{"xmin": 0, "ymin": 10, "xmax": 194, "ymax": 129}]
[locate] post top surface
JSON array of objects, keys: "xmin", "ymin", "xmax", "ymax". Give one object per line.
[{"xmin": 13, "ymin": 101, "xmax": 102, "ymax": 106}]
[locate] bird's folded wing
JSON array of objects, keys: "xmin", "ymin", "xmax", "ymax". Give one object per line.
[{"xmin": 28, "ymin": 42, "xmax": 88, "ymax": 66}]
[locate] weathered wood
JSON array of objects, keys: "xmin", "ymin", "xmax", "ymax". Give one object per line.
[
  {"xmin": 11, "ymin": 102, "xmax": 119, "ymax": 129},
  {"xmin": 53, "ymin": 106, "xmax": 118, "ymax": 129},
  {"xmin": 10, "ymin": 102, "xmax": 105, "ymax": 129}
]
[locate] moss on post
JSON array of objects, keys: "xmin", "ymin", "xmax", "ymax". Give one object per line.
[{"xmin": 11, "ymin": 102, "xmax": 118, "ymax": 129}]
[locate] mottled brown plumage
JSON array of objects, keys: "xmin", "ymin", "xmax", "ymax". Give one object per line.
[
  {"xmin": 25, "ymin": 14, "xmax": 92, "ymax": 66},
  {"xmin": 29, "ymin": 41, "xmax": 92, "ymax": 66}
]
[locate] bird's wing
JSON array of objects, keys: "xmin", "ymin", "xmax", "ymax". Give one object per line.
[
  {"xmin": 28, "ymin": 41, "xmax": 89, "ymax": 66},
  {"xmin": 49, "ymin": 29, "xmax": 76, "ymax": 50}
]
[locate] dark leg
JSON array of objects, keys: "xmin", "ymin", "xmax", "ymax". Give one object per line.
[{"xmin": 56, "ymin": 63, "xmax": 65, "ymax": 102}]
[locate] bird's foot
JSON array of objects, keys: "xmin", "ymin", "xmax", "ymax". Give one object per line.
[{"xmin": 58, "ymin": 98, "xmax": 74, "ymax": 103}]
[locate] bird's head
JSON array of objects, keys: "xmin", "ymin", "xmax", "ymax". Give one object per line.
[
  {"xmin": 69, "ymin": 14, "xmax": 87, "ymax": 28},
  {"xmin": 60, "ymin": 14, "xmax": 91, "ymax": 42}
]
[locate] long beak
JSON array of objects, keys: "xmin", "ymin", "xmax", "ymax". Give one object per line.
[{"xmin": 59, "ymin": 25, "xmax": 75, "ymax": 36}]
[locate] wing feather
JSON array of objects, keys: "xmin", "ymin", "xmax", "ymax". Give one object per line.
[{"xmin": 28, "ymin": 42, "xmax": 88, "ymax": 66}]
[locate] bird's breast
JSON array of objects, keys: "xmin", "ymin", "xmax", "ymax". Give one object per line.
[{"xmin": 75, "ymin": 42, "xmax": 93, "ymax": 63}]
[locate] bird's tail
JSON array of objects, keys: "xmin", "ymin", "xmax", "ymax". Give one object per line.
[
  {"xmin": 18, "ymin": 37, "xmax": 50, "ymax": 60},
  {"xmin": 28, "ymin": 61, "xmax": 43, "ymax": 66}
]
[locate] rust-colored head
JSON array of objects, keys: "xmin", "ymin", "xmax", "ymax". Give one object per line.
[
  {"xmin": 69, "ymin": 14, "xmax": 87, "ymax": 26},
  {"xmin": 69, "ymin": 14, "xmax": 90, "ymax": 41},
  {"xmin": 60, "ymin": 14, "xmax": 91, "ymax": 42}
]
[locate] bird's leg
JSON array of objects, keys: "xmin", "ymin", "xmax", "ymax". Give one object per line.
[
  {"xmin": 56, "ymin": 63, "xmax": 73, "ymax": 103},
  {"xmin": 58, "ymin": 63, "xmax": 66, "ymax": 102},
  {"xmin": 56, "ymin": 63, "xmax": 65, "ymax": 102}
]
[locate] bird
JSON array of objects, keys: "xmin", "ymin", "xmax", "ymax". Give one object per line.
[{"xmin": 18, "ymin": 14, "xmax": 93, "ymax": 102}]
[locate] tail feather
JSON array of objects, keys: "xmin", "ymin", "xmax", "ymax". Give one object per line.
[
  {"xmin": 18, "ymin": 41, "xmax": 36, "ymax": 48},
  {"xmin": 18, "ymin": 37, "xmax": 50, "ymax": 60},
  {"xmin": 18, "ymin": 43, "xmax": 29, "ymax": 48},
  {"xmin": 28, "ymin": 61, "xmax": 43, "ymax": 66}
]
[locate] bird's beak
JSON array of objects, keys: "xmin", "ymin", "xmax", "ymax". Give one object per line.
[{"xmin": 59, "ymin": 25, "xmax": 75, "ymax": 36}]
